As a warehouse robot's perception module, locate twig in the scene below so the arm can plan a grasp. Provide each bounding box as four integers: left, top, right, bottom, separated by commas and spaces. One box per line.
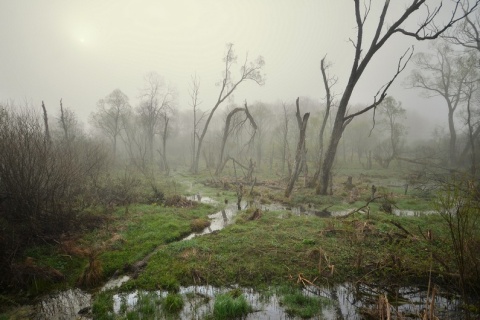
338, 195, 383, 219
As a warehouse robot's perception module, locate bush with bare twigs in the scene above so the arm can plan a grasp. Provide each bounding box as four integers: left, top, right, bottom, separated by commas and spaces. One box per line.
0, 106, 108, 288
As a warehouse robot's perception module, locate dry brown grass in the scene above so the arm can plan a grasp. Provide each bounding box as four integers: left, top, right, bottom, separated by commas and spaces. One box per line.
76, 252, 103, 288
60, 239, 91, 257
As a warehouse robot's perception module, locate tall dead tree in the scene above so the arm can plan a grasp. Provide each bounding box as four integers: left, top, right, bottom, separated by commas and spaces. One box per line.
41, 101, 51, 145
216, 101, 257, 175
318, 0, 478, 195
280, 102, 290, 175
192, 43, 265, 173
189, 74, 204, 171
310, 56, 336, 187
58, 99, 78, 144
285, 98, 310, 198
59, 99, 69, 142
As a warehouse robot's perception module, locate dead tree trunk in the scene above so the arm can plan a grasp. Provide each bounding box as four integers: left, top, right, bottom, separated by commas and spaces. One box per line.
316, 0, 474, 194
161, 116, 170, 175
281, 102, 289, 174
41, 101, 51, 145
310, 57, 334, 187
215, 102, 257, 175
59, 99, 69, 142
285, 98, 310, 198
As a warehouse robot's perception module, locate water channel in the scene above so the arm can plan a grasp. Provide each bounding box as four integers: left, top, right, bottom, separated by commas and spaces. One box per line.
30, 195, 467, 319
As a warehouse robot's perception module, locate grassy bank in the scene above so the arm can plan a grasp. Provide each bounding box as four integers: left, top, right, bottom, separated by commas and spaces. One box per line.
131, 207, 453, 291
0, 200, 217, 311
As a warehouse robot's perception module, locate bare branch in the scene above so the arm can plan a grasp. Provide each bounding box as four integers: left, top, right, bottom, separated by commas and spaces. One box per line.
344, 46, 414, 122
394, 1, 480, 41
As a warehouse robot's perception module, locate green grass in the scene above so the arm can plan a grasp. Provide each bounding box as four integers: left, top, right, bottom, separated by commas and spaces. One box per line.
92, 291, 115, 320
211, 292, 251, 320
162, 293, 184, 313
136, 292, 160, 316
6, 199, 217, 301
278, 286, 327, 318
3, 167, 468, 317
98, 203, 215, 277
133, 206, 456, 290
20, 245, 87, 295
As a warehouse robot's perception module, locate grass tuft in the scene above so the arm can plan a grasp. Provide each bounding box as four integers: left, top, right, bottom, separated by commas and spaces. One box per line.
212, 292, 251, 319
162, 293, 184, 313
279, 287, 325, 319
92, 291, 114, 320
191, 218, 211, 233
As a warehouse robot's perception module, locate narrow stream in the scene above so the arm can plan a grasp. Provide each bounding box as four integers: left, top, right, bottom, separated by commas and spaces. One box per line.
30, 194, 466, 319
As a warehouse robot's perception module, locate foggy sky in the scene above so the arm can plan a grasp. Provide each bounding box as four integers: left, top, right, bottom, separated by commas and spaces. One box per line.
0, 1, 465, 138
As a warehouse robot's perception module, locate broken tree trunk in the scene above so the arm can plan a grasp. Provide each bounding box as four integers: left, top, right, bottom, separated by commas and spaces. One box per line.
41, 101, 51, 145
285, 98, 310, 198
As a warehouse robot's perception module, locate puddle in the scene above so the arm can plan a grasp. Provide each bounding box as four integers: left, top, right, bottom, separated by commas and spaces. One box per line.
393, 209, 437, 217
110, 284, 467, 320
101, 275, 131, 292
186, 195, 219, 205
33, 288, 91, 320
29, 191, 447, 319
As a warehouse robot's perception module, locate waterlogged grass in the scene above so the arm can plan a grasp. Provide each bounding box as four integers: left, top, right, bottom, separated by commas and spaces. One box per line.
8, 200, 217, 301
98, 203, 216, 277
20, 245, 87, 294
134, 208, 454, 291
278, 286, 328, 319
210, 292, 251, 320
92, 291, 115, 320
162, 293, 184, 313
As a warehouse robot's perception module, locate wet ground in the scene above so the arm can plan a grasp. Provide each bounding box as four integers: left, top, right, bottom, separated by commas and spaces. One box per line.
29, 194, 467, 319
34, 282, 465, 319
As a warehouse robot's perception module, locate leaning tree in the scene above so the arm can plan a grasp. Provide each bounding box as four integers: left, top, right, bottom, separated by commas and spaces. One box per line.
317, 0, 479, 195
192, 43, 265, 174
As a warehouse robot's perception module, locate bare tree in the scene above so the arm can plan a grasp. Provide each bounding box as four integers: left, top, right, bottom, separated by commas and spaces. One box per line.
215, 101, 257, 175
58, 99, 79, 144
90, 89, 131, 160
445, 1, 480, 51
280, 102, 290, 175
373, 97, 406, 168
189, 74, 205, 171
285, 98, 310, 198
250, 102, 273, 168
41, 101, 51, 145
137, 72, 176, 165
310, 57, 336, 187
318, 0, 478, 195
192, 43, 265, 173
121, 110, 149, 172
409, 42, 477, 165
157, 99, 176, 175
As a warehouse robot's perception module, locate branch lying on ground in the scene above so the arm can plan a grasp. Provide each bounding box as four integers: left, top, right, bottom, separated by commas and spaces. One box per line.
338, 196, 384, 219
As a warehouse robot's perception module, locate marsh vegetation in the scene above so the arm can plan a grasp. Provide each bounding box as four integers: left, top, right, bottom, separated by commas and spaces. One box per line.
2, 1, 480, 319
